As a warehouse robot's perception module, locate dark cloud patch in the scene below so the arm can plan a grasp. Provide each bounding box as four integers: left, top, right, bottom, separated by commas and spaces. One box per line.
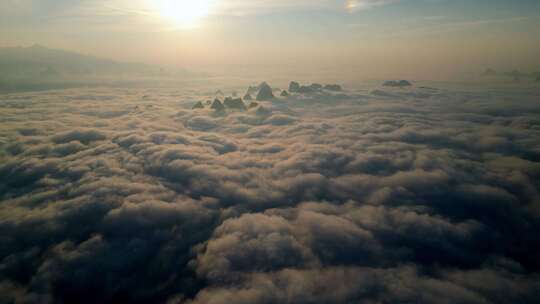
51, 129, 107, 145
0, 158, 60, 190
188, 266, 514, 304
17, 128, 42, 136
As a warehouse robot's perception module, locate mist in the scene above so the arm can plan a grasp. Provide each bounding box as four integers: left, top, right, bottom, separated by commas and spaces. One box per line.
2, 0, 540, 80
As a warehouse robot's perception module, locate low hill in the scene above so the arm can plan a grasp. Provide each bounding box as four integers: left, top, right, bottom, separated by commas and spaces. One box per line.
0, 45, 199, 92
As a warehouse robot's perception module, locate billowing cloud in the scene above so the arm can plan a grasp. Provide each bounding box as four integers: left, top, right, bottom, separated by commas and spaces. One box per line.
1, 82, 540, 303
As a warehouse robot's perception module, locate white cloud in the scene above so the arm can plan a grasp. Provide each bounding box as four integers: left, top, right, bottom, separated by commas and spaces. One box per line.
1, 79, 540, 302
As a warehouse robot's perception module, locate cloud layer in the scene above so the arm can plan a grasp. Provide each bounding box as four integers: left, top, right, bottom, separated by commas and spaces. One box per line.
1, 82, 540, 303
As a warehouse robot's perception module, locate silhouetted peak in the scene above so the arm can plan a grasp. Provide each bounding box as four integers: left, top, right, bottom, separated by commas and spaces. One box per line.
256, 82, 274, 100
482, 68, 497, 76
383, 80, 412, 87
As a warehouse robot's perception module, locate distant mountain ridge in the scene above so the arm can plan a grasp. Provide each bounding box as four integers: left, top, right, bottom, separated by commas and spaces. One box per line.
0, 45, 199, 93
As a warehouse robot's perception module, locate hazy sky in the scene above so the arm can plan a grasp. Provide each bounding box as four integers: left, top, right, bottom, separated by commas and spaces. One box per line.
1, 0, 540, 78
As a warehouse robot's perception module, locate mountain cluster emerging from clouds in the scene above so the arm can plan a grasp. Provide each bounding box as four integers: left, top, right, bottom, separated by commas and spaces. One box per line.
1, 81, 540, 303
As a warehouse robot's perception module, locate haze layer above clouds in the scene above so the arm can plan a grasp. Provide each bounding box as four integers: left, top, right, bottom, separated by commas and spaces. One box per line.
1, 0, 540, 79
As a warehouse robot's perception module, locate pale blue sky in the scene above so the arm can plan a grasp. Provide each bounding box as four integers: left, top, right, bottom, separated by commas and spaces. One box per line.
1, 0, 539, 78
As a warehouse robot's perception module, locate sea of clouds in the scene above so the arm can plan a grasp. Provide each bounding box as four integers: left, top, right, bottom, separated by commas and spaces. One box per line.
1, 81, 540, 303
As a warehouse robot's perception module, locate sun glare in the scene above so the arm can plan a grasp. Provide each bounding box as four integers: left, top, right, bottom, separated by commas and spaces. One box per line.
156, 0, 213, 28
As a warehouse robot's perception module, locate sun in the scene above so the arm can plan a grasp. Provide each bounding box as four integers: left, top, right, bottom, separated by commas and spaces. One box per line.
156, 0, 213, 28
